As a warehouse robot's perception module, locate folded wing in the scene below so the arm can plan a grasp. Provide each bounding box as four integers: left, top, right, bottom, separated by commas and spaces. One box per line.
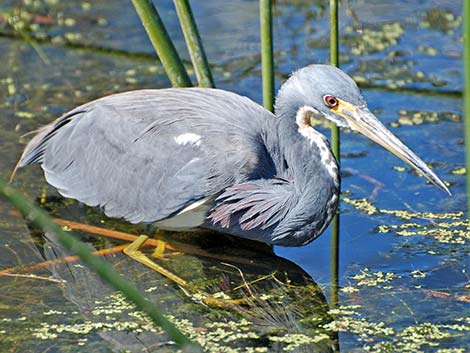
17, 88, 276, 224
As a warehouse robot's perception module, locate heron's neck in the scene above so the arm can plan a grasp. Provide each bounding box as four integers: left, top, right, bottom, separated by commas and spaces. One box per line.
264, 105, 340, 245
274, 107, 340, 190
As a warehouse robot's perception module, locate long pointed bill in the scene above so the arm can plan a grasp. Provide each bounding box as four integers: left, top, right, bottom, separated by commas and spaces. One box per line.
333, 99, 451, 195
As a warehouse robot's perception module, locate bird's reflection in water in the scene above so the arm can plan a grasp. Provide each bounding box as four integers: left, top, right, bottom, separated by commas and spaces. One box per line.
29, 198, 338, 353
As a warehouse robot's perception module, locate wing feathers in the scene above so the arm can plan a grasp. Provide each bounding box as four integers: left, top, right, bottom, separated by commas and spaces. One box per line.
209, 179, 294, 231
16, 88, 275, 225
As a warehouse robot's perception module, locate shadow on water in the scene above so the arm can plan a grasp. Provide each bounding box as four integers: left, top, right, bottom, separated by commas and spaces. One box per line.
0, 197, 339, 352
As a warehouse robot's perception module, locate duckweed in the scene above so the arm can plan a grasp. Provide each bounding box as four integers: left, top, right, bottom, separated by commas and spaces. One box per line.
343, 197, 379, 215
451, 168, 466, 175
344, 22, 404, 56
350, 269, 401, 287
344, 196, 468, 245
323, 309, 470, 353
421, 9, 462, 34
391, 110, 461, 128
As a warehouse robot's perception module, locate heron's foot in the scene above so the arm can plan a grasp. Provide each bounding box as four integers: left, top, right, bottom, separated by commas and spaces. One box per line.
150, 239, 182, 260
40, 187, 47, 205
123, 236, 251, 311
123, 235, 188, 287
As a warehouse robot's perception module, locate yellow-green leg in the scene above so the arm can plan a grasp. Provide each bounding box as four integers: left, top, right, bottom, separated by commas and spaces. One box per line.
123, 235, 249, 310
151, 239, 181, 259
123, 235, 188, 287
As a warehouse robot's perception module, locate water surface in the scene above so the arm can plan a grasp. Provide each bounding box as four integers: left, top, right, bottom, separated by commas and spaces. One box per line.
0, 0, 467, 352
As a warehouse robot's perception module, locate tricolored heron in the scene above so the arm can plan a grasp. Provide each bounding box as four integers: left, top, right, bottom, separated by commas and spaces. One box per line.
15, 65, 449, 251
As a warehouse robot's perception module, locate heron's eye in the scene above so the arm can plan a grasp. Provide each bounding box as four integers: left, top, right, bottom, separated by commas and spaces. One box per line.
323, 95, 339, 108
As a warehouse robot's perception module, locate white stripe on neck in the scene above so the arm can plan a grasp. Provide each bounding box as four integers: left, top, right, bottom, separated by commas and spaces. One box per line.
295, 106, 339, 187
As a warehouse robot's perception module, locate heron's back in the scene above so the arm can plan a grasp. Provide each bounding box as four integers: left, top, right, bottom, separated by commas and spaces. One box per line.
17, 88, 278, 224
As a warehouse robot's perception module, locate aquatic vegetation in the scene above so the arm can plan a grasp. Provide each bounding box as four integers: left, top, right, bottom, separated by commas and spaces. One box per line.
352, 57, 448, 90
343, 197, 379, 215
0, 276, 334, 352
0, 0, 466, 351
344, 197, 468, 245
322, 305, 470, 352
420, 9, 462, 34
391, 110, 461, 128
337, 193, 468, 351
350, 269, 401, 288
344, 22, 404, 56
451, 168, 466, 175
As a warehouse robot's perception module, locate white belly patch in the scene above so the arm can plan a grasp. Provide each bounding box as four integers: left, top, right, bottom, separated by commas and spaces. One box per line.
155, 197, 211, 231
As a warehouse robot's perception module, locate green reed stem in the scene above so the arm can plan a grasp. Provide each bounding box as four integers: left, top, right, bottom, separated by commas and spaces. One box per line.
0, 179, 201, 352
260, 0, 274, 112
329, 0, 339, 157
329, 1, 340, 345
173, 0, 215, 88
464, 0, 470, 219
329, 0, 340, 324
131, 0, 192, 87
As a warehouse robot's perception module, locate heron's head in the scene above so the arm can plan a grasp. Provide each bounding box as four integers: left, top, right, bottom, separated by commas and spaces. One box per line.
275, 64, 450, 194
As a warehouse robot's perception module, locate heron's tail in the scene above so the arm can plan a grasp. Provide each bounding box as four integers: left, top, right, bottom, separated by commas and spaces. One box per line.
9, 110, 84, 182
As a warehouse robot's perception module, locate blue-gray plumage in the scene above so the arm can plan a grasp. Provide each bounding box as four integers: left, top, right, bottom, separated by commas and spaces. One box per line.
15, 65, 449, 246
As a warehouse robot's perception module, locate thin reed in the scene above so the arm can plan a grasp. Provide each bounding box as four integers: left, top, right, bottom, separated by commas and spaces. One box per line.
173, 0, 215, 88
260, 0, 275, 112
329, 0, 340, 312
131, 0, 192, 87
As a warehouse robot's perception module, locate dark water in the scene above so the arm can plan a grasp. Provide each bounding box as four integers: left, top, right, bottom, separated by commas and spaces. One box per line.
0, 0, 468, 352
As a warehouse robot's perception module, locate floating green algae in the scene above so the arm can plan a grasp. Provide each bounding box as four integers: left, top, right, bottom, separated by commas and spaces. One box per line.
343, 197, 467, 245
322, 306, 470, 352
420, 9, 462, 34
350, 269, 401, 288
344, 22, 404, 56
391, 110, 462, 128
0, 218, 336, 352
